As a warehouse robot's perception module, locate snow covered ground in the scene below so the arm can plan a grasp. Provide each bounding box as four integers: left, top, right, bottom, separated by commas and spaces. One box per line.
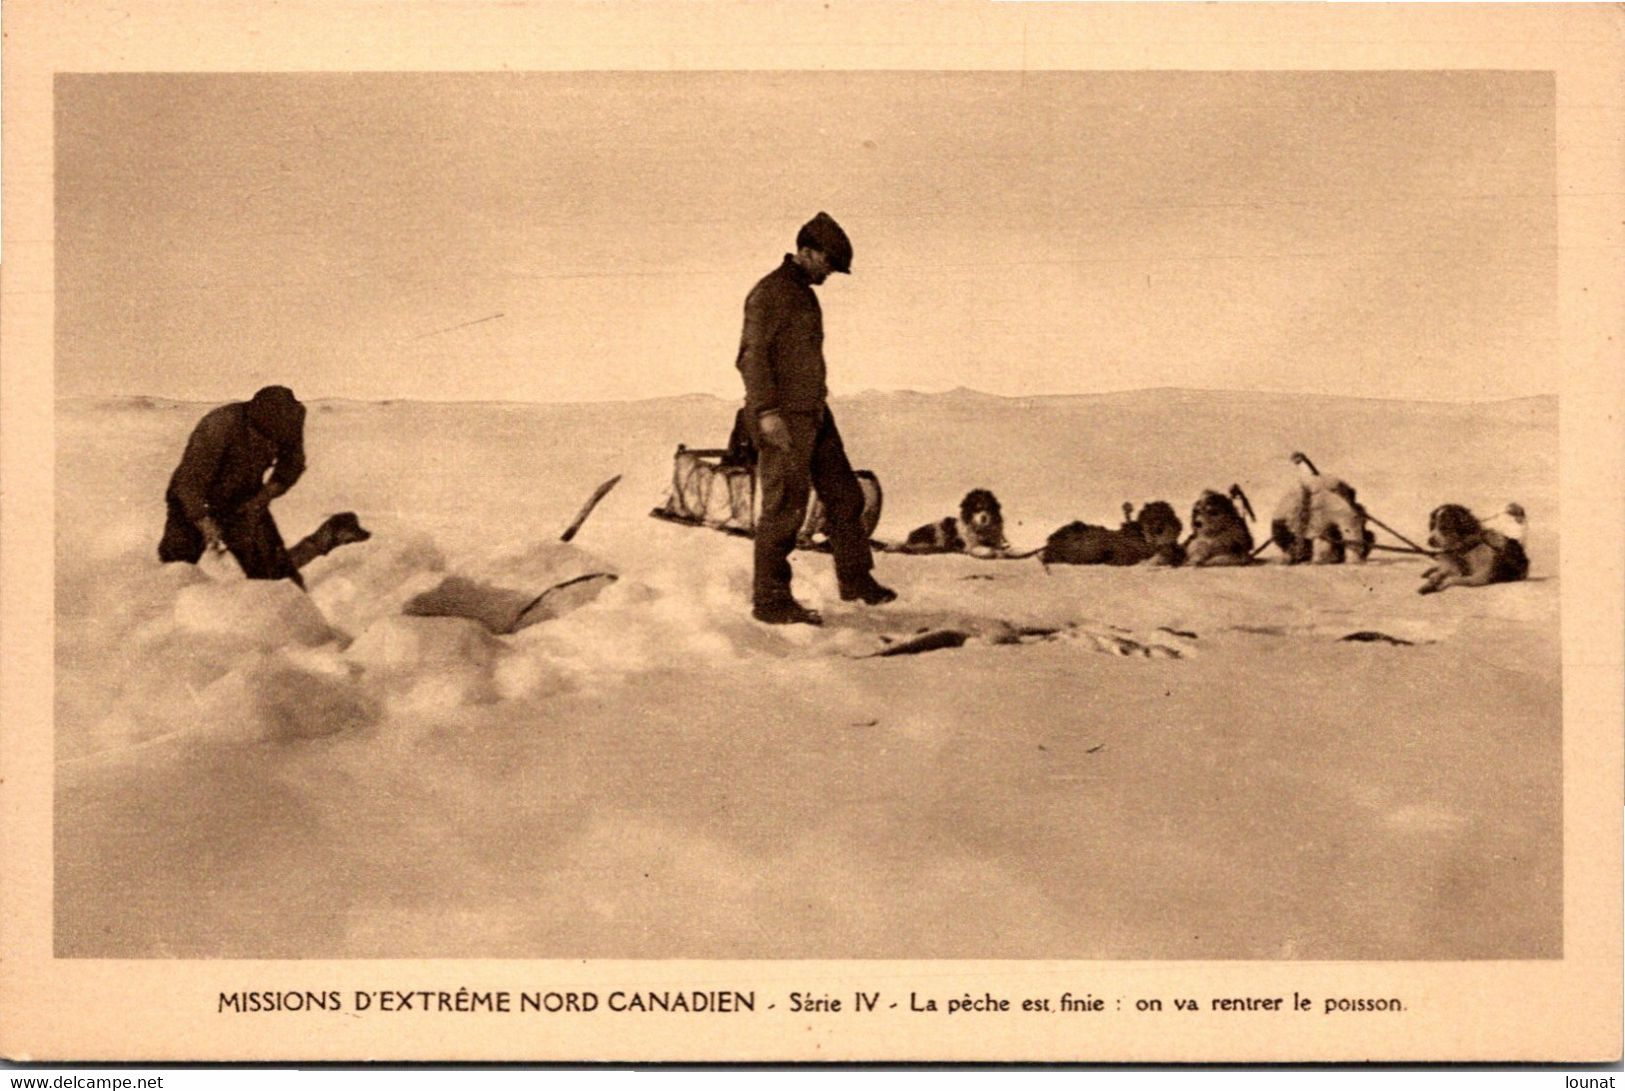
53, 389, 1559, 958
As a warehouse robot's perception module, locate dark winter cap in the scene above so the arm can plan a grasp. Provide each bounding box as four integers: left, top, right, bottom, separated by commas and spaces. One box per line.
796, 211, 853, 274
246, 384, 305, 445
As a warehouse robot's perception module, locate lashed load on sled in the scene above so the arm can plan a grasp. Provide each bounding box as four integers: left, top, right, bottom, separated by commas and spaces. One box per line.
651, 444, 882, 547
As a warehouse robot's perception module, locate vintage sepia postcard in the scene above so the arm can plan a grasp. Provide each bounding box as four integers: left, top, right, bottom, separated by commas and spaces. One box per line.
1, 0, 1620, 1064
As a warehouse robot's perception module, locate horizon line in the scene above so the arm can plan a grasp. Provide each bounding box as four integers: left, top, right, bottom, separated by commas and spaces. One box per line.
56, 384, 1559, 410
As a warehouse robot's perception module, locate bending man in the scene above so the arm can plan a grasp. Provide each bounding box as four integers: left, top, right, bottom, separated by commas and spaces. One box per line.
158, 384, 309, 587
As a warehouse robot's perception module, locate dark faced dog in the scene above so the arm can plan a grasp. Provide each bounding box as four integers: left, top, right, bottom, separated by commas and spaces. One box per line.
1186, 485, 1255, 567
1041, 500, 1185, 567
903, 516, 965, 553
286, 511, 373, 570
1418, 503, 1529, 594
903, 488, 1010, 556
957, 488, 1009, 555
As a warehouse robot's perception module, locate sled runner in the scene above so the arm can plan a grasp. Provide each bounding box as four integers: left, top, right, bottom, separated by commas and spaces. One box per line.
871, 539, 1042, 560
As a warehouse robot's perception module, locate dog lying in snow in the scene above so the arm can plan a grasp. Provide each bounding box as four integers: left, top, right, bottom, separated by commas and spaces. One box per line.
902, 489, 1011, 557
1481, 502, 1528, 545
1041, 501, 1185, 567
1185, 486, 1256, 567
1418, 503, 1529, 594
286, 512, 372, 570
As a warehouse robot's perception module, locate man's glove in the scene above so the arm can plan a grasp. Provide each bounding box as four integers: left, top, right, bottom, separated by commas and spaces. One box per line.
197, 516, 228, 554
757, 411, 791, 452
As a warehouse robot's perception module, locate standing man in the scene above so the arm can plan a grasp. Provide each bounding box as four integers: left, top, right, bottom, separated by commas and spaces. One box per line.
735, 212, 896, 625
158, 384, 309, 588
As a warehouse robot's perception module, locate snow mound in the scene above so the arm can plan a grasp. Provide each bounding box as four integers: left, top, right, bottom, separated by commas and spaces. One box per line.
81, 578, 352, 751
173, 579, 333, 648
464, 540, 613, 591
197, 646, 377, 743
306, 533, 449, 638
511, 553, 785, 676
345, 615, 506, 711
331, 537, 622, 635
66, 560, 206, 654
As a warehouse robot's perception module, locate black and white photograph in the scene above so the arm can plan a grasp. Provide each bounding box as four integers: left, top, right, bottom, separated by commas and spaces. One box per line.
53, 68, 1561, 959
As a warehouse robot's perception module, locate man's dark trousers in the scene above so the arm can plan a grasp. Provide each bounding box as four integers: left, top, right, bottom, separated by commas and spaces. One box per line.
748, 407, 873, 606
158, 497, 305, 587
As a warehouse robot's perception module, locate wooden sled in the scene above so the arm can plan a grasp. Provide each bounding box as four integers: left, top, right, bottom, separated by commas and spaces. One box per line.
650, 445, 883, 549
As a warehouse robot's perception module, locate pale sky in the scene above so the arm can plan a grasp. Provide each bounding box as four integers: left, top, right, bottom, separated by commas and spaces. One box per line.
57, 71, 1555, 403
